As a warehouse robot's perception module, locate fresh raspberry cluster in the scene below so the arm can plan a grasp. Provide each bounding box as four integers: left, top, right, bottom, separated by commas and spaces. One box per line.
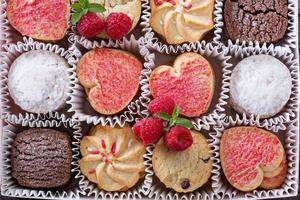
77, 12, 132, 39
132, 96, 193, 151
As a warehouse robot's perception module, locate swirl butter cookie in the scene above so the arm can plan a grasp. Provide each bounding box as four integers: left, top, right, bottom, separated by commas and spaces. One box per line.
150, 0, 214, 44
79, 124, 146, 191
152, 131, 212, 193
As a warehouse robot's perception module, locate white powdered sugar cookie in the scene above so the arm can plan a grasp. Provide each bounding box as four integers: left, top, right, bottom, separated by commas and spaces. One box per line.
230, 55, 292, 118
8, 50, 69, 114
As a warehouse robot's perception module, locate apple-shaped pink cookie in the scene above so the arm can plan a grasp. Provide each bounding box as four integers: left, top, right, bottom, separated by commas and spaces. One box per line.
7, 0, 70, 41
77, 48, 142, 115
220, 127, 287, 191
149, 52, 214, 117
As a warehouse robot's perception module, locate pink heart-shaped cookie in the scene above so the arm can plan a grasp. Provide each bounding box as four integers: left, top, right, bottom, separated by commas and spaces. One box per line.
149, 52, 214, 117
220, 127, 287, 191
7, 0, 70, 41
77, 48, 142, 115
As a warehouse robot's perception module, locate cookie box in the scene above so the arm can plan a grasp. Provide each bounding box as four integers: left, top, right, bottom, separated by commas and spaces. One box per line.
0, 0, 299, 200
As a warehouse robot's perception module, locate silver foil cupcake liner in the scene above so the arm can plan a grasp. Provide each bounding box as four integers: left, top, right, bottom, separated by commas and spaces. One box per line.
213, 0, 297, 52
140, 0, 222, 53
0, 37, 77, 123
210, 114, 299, 199
1, 117, 85, 199
67, 32, 155, 127
219, 44, 299, 130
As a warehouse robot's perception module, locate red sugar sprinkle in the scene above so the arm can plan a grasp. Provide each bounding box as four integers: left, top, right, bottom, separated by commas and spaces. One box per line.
88, 169, 96, 174
101, 139, 106, 149
111, 142, 116, 155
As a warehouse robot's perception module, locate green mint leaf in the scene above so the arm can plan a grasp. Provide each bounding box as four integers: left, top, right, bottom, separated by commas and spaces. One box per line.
175, 117, 193, 129
71, 10, 85, 25
79, 0, 88, 7
87, 3, 106, 13
172, 105, 180, 121
156, 112, 171, 121
71, 2, 83, 10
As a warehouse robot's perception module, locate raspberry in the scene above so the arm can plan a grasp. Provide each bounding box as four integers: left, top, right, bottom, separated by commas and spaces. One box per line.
132, 119, 145, 138
139, 118, 164, 145
106, 12, 132, 40
148, 96, 176, 116
164, 126, 193, 151
77, 12, 105, 38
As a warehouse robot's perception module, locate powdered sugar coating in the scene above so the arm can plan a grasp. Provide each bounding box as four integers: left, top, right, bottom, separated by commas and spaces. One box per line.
230, 55, 292, 118
8, 50, 69, 113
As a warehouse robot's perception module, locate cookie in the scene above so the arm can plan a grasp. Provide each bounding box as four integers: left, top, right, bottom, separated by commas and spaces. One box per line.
11, 128, 72, 189
8, 50, 70, 114
224, 0, 288, 43
79, 124, 146, 191
152, 131, 212, 193
7, 0, 70, 41
77, 48, 142, 115
230, 55, 292, 118
90, 0, 141, 39
149, 52, 214, 117
220, 126, 287, 191
150, 0, 214, 44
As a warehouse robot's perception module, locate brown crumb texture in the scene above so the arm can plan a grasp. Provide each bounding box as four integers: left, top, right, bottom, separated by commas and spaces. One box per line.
224, 0, 288, 43
11, 128, 72, 189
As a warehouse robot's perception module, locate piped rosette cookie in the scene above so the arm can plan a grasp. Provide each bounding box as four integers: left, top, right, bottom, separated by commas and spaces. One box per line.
220, 127, 287, 191
79, 124, 146, 191
150, 0, 214, 44
71, 0, 141, 39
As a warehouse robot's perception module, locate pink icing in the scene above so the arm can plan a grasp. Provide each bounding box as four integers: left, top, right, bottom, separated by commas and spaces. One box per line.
7, 0, 69, 40
79, 48, 142, 113
222, 127, 282, 187
150, 57, 213, 117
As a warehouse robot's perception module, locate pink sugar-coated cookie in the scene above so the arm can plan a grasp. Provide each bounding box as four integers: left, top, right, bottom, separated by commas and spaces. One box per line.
7, 0, 70, 41
220, 127, 287, 192
77, 48, 142, 115
149, 52, 215, 117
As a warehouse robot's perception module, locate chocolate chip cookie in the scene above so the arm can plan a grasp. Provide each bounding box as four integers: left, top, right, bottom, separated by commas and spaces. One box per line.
11, 128, 72, 189
224, 0, 288, 43
152, 131, 212, 193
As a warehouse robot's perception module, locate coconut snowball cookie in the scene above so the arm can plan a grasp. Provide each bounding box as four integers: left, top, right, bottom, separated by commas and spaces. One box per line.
8, 50, 69, 114
150, 0, 214, 44
230, 55, 292, 118
79, 124, 146, 191
152, 131, 212, 193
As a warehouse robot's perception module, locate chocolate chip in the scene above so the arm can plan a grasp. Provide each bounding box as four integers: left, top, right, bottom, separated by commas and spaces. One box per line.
202, 157, 210, 163
181, 180, 190, 189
